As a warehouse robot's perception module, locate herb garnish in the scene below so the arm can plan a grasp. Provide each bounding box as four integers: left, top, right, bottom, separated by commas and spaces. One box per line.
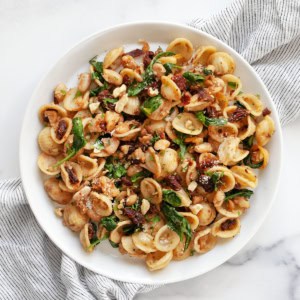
173, 131, 187, 160
131, 169, 152, 183
162, 189, 181, 207
205, 171, 224, 191
128, 51, 175, 96
52, 118, 86, 167
225, 189, 254, 201
228, 81, 238, 89
161, 202, 192, 250
100, 215, 118, 231
150, 132, 160, 145
242, 135, 254, 150
93, 137, 104, 150
195, 111, 227, 127
105, 157, 127, 179
203, 68, 213, 76
243, 154, 263, 168
163, 63, 182, 75
88, 233, 109, 250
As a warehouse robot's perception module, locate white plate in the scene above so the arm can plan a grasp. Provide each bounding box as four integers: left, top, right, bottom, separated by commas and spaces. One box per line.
19, 21, 283, 285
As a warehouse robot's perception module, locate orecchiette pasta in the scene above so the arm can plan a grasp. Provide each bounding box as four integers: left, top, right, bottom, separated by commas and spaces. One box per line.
37, 37, 275, 271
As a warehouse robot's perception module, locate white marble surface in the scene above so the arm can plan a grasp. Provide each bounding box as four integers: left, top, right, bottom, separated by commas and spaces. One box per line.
1, 0, 300, 299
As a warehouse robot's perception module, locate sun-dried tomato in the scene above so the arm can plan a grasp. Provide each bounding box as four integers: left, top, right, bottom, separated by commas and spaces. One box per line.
228, 107, 249, 122
123, 208, 145, 226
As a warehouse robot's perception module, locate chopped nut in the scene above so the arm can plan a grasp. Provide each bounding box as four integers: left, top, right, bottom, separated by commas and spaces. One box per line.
89, 102, 100, 114
126, 194, 138, 206
147, 87, 159, 97
120, 145, 130, 154
54, 207, 64, 217
113, 84, 127, 98
152, 63, 166, 78
141, 199, 150, 215
188, 180, 198, 192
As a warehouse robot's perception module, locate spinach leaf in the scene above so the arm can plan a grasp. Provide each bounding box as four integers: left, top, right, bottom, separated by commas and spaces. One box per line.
196, 111, 227, 127
235, 101, 246, 109
203, 68, 213, 76
141, 95, 163, 116
243, 154, 263, 168
109, 240, 119, 248
150, 132, 160, 145
150, 215, 161, 224
89, 56, 104, 81
161, 202, 192, 250
128, 51, 175, 96
100, 215, 118, 231
105, 158, 127, 179
228, 81, 238, 89
183, 72, 205, 83
162, 190, 181, 207
173, 131, 187, 160
131, 169, 152, 183
242, 135, 254, 150
103, 98, 118, 105
205, 171, 224, 191
89, 81, 109, 97
225, 189, 254, 201
88, 232, 109, 250
53, 118, 86, 167
163, 63, 182, 75
122, 224, 141, 235
75, 90, 82, 98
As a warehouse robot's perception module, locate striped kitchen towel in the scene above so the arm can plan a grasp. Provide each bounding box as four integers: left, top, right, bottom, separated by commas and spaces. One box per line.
1, 0, 300, 299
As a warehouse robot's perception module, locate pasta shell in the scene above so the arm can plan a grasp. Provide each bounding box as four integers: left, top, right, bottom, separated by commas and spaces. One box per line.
197, 202, 216, 226
216, 195, 249, 218
166, 38, 194, 62
257, 145, 269, 169
160, 76, 181, 101
211, 217, 241, 238
184, 94, 212, 111
157, 56, 177, 65
44, 177, 73, 204
238, 116, 256, 140
77, 155, 98, 177
158, 148, 179, 177
63, 202, 88, 232
193, 228, 217, 254
90, 191, 113, 217
172, 236, 193, 261
63, 88, 89, 111
144, 119, 167, 133
217, 137, 249, 166
38, 103, 67, 125
172, 113, 203, 135
54, 83, 67, 103
61, 162, 83, 191
113, 121, 141, 141
193, 46, 217, 66
207, 52, 235, 75
140, 177, 163, 204
37, 152, 62, 175
103, 69, 123, 86
206, 166, 236, 192
38, 127, 63, 156
221, 74, 242, 100
186, 160, 198, 185
255, 115, 275, 146
103, 46, 124, 69
91, 137, 120, 158
50, 117, 73, 144
85, 158, 105, 181
122, 96, 141, 115
120, 68, 143, 82
154, 225, 180, 252
146, 251, 173, 271
236, 94, 263, 117
144, 147, 162, 178
208, 123, 238, 143
179, 212, 199, 231
79, 223, 93, 252
231, 165, 258, 188
132, 231, 156, 253
121, 236, 146, 258
72, 186, 91, 202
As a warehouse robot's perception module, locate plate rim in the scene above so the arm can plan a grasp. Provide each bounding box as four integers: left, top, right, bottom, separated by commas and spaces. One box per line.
19, 20, 283, 284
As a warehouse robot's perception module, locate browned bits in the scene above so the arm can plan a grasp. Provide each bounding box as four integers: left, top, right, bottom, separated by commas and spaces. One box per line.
74, 198, 87, 215
43, 110, 57, 124
262, 107, 271, 116
65, 167, 79, 184
122, 75, 131, 85
143, 51, 154, 68
123, 207, 145, 226
97, 90, 111, 101
198, 175, 214, 193
205, 106, 221, 118
172, 74, 187, 91
56, 119, 67, 140
121, 177, 132, 186
165, 175, 182, 191
221, 219, 236, 231
228, 107, 249, 122
198, 89, 214, 102
198, 158, 219, 170
124, 48, 144, 58
88, 223, 95, 240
